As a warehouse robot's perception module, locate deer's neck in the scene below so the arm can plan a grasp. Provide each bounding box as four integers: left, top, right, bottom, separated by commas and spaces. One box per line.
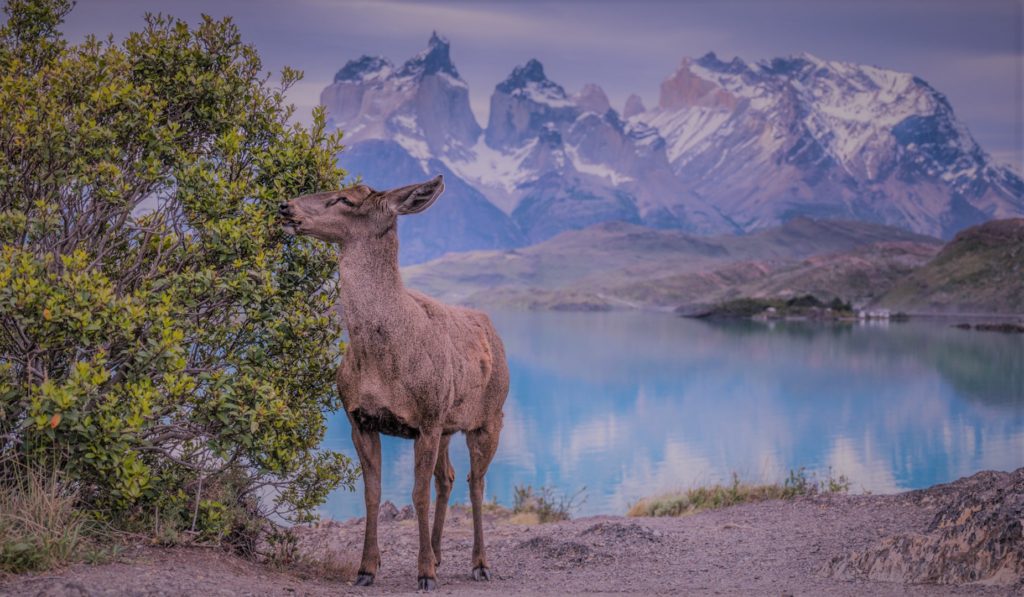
336, 235, 406, 348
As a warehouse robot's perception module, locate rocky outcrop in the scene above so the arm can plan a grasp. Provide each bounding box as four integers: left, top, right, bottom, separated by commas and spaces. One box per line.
658, 56, 738, 111
825, 468, 1024, 588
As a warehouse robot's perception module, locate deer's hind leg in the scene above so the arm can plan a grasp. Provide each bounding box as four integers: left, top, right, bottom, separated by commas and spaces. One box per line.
466, 425, 501, 581
431, 433, 455, 568
349, 417, 382, 587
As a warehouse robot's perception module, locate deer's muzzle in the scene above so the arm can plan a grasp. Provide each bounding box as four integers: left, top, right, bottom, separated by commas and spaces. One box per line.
279, 202, 300, 234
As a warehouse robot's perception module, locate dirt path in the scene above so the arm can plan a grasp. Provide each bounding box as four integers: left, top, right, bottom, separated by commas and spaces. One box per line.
2, 481, 1015, 596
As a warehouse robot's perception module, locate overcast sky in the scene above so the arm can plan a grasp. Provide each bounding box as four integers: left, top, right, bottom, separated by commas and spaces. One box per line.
61, 0, 1023, 171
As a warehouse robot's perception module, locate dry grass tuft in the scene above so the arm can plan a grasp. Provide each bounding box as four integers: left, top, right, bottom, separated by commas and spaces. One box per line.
0, 466, 88, 573
264, 528, 358, 582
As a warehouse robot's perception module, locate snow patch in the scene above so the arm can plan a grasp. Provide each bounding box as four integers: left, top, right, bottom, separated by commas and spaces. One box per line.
443, 137, 540, 194
513, 81, 575, 108
394, 134, 431, 160
436, 72, 469, 90
565, 145, 633, 185
644, 106, 732, 163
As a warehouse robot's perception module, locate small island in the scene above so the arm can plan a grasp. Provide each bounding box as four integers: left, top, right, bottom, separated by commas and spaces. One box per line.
678, 294, 910, 322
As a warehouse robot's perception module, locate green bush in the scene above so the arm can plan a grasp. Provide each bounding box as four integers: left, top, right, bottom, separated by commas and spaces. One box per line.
0, 0, 357, 542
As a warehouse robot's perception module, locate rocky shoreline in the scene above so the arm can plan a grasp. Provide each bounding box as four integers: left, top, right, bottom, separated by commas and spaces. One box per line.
3, 468, 1021, 595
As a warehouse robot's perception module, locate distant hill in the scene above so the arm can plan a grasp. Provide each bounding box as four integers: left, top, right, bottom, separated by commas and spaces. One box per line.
616, 241, 942, 312
878, 218, 1024, 315
403, 218, 942, 311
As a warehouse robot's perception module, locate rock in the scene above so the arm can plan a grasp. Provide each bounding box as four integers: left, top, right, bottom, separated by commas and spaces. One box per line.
378, 500, 399, 521
825, 468, 1024, 587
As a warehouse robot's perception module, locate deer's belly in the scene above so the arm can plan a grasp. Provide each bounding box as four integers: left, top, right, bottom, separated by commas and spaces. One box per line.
349, 406, 418, 439
337, 364, 448, 439
339, 383, 420, 439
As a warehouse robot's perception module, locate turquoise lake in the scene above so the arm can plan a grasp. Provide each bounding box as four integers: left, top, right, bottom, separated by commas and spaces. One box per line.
320, 311, 1024, 519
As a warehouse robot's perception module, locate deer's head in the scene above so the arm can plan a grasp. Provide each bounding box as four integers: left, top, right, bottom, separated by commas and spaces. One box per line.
279, 175, 445, 244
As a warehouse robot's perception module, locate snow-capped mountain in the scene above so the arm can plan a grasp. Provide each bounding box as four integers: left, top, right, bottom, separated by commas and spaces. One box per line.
321, 36, 1023, 263
636, 52, 1024, 238
320, 33, 520, 264
321, 32, 480, 157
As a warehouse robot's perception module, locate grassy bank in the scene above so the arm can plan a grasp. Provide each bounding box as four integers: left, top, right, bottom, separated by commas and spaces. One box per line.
627, 469, 850, 518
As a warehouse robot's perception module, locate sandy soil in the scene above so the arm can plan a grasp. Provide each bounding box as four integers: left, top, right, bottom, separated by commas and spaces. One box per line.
2, 487, 1014, 596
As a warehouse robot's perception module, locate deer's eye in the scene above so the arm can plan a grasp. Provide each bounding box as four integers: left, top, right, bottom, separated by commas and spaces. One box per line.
326, 195, 355, 208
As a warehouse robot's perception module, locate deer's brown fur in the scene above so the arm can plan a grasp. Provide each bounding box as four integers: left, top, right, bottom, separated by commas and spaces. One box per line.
280, 176, 508, 591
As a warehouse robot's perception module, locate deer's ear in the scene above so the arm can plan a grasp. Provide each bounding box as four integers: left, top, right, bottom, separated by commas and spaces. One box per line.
385, 175, 445, 215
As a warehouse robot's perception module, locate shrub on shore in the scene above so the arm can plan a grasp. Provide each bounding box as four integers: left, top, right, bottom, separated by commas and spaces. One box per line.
627, 468, 851, 518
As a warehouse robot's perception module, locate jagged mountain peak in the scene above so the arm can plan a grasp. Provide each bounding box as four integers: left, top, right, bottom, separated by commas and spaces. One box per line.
659, 56, 739, 111
397, 32, 460, 79
334, 55, 393, 83
496, 59, 563, 94
694, 51, 750, 74
486, 58, 577, 148
320, 32, 479, 156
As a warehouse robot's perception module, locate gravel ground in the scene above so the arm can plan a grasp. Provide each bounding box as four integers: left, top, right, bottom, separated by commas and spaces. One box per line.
2, 487, 1015, 596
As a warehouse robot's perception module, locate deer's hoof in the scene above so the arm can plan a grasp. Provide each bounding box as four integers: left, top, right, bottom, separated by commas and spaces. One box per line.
354, 572, 375, 587
472, 565, 491, 581
417, 576, 437, 591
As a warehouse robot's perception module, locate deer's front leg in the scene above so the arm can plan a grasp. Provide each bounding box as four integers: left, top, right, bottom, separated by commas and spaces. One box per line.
413, 427, 443, 591
350, 419, 382, 587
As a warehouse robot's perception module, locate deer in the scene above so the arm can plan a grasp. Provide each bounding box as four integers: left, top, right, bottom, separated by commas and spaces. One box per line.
279, 175, 508, 592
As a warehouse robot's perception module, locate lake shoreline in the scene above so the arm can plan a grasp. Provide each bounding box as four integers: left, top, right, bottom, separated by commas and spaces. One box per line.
6, 467, 1020, 595
318, 311, 1022, 520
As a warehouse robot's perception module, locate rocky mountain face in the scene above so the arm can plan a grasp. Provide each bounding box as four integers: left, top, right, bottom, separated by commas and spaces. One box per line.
321, 36, 1024, 263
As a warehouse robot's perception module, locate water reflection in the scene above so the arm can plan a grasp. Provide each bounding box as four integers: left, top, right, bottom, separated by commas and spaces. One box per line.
321, 312, 1024, 518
